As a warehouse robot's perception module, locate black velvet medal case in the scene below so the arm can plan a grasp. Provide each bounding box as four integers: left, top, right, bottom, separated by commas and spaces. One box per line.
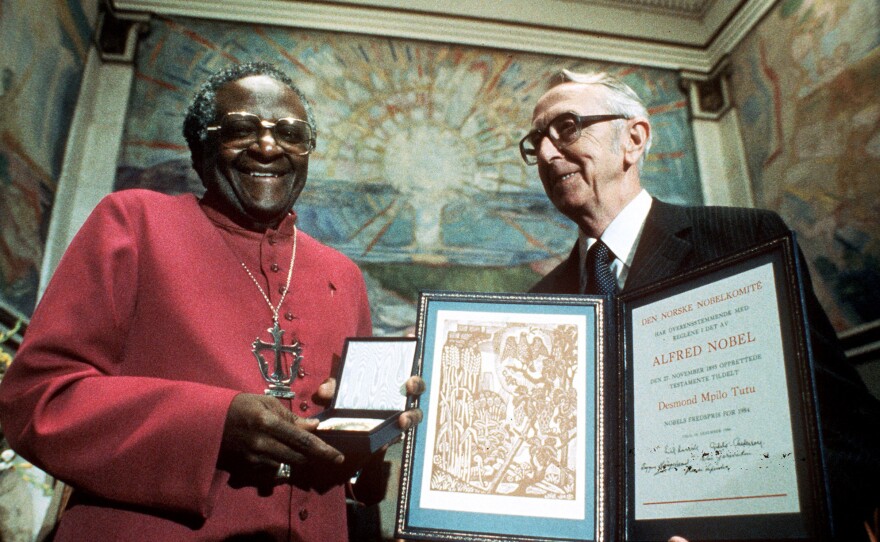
315, 337, 418, 457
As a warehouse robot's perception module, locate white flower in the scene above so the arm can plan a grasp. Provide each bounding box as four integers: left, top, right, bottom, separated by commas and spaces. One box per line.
0, 448, 16, 471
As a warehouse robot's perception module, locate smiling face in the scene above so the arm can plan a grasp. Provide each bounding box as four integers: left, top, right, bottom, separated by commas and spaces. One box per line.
197, 75, 310, 229
531, 83, 645, 237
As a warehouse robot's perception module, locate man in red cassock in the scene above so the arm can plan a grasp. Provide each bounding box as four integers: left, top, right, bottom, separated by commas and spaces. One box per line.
0, 61, 423, 541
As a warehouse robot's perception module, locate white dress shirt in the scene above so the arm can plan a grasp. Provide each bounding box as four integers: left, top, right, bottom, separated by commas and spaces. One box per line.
578, 189, 653, 292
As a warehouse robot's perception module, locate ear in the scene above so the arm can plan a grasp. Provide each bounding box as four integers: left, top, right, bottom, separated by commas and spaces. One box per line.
623, 117, 650, 168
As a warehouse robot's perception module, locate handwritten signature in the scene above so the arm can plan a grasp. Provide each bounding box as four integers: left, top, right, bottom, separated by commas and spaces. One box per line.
640, 437, 790, 476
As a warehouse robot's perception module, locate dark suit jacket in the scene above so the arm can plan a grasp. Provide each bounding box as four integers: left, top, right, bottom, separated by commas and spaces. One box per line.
532, 199, 880, 539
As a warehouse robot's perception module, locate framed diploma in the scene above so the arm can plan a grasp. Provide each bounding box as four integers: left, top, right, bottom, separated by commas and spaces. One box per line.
619, 233, 828, 540
397, 291, 614, 542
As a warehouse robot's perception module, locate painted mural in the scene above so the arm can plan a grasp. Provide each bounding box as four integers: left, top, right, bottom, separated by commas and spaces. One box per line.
118, 17, 702, 336
0, 1, 97, 540
0, 0, 95, 317
730, 0, 880, 331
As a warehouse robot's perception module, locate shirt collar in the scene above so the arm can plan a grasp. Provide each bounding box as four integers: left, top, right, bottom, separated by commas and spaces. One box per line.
199, 199, 298, 238
578, 189, 653, 287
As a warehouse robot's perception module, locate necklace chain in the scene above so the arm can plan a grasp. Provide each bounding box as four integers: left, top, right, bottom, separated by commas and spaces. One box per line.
240, 225, 297, 324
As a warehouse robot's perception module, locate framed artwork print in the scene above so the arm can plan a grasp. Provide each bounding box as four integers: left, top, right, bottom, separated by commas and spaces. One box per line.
396, 291, 614, 542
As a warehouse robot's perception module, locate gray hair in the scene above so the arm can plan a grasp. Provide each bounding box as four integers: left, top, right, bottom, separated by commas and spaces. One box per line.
550, 69, 653, 161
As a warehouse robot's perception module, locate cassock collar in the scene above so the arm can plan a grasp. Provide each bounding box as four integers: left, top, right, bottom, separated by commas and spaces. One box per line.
199, 199, 298, 239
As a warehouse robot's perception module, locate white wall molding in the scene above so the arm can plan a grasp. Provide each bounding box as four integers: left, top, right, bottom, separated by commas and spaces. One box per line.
112, 0, 777, 74
705, 0, 777, 70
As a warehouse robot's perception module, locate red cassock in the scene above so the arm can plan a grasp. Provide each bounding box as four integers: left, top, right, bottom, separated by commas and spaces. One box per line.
0, 189, 373, 541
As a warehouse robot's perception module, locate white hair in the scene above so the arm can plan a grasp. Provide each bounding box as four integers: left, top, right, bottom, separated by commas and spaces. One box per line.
551, 69, 653, 162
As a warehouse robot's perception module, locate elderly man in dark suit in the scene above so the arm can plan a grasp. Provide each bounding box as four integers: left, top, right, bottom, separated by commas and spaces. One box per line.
522, 69, 879, 541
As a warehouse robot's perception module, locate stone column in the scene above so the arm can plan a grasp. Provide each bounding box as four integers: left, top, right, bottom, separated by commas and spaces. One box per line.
39, 7, 149, 297
681, 58, 754, 208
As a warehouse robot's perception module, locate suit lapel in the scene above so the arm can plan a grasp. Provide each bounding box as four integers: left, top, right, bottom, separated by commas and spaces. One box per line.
551, 242, 581, 293
625, 201, 693, 290
529, 240, 582, 294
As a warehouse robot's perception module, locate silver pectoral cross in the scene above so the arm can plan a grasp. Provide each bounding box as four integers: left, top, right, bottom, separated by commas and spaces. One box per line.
252, 321, 303, 399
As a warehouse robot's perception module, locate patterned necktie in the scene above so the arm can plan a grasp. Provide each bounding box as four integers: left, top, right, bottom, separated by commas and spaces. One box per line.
584, 240, 619, 296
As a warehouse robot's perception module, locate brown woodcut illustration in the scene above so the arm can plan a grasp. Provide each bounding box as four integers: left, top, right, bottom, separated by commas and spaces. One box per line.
429, 320, 579, 500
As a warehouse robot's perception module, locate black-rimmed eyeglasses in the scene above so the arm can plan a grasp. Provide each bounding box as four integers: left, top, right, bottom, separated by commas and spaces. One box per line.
519, 112, 628, 165
206, 112, 316, 155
